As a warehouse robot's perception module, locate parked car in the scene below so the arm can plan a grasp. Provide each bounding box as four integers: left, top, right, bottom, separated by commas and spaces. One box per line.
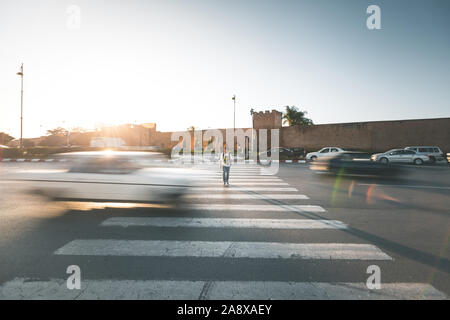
404, 146, 446, 164
306, 147, 344, 162
259, 147, 294, 159
287, 147, 306, 158
371, 149, 429, 165
310, 151, 402, 177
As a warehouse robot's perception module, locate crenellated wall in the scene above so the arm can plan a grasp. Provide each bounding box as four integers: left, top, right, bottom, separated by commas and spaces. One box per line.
280, 118, 450, 153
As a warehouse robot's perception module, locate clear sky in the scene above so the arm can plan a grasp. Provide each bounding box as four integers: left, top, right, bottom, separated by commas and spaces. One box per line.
1, 0, 449, 138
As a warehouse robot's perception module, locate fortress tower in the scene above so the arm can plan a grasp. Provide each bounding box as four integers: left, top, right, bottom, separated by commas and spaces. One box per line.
252, 109, 283, 129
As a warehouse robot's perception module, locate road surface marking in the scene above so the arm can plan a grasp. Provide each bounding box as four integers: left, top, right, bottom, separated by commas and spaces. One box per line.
188, 204, 325, 212
101, 217, 345, 229
55, 240, 391, 260
197, 175, 279, 178
190, 187, 298, 192
184, 193, 308, 199
1, 279, 445, 300
358, 183, 450, 190
197, 182, 289, 186
198, 178, 282, 182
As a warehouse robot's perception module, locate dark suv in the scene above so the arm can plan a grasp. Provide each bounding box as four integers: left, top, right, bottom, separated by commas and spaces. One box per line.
287, 147, 306, 158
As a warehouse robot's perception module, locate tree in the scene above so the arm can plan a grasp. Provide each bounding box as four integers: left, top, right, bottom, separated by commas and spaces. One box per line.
39, 127, 68, 146
46, 127, 68, 136
282, 106, 313, 126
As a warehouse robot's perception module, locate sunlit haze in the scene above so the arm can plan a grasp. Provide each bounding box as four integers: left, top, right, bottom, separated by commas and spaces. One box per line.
1, 0, 449, 138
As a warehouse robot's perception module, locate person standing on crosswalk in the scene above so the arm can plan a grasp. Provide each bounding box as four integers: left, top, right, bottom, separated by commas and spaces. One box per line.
220, 144, 232, 186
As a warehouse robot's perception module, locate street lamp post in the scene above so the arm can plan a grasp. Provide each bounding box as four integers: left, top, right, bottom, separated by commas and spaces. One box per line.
232, 95, 236, 131
16, 64, 24, 149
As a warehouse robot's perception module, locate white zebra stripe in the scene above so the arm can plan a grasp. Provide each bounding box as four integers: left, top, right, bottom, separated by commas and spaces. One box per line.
198, 178, 282, 182
1, 278, 446, 300
54, 240, 391, 260
188, 204, 325, 212
197, 175, 278, 178
101, 217, 344, 229
184, 193, 308, 200
190, 187, 298, 192
197, 182, 289, 186
0, 279, 446, 300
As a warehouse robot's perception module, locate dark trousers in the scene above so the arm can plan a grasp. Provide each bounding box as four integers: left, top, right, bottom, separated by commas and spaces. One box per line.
223, 166, 230, 183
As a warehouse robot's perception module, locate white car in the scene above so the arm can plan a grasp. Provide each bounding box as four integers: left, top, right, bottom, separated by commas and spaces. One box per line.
306, 147, 344, 162
371, 149, 429, 165
5, 151, 197, 203
405, 146, 447, 164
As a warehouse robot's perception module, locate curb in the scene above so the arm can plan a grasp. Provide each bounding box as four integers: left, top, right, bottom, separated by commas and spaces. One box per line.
0, 158, 68, 162
1, 158, 308, 164
282, 160, 306, 163
262, 160, 306, 164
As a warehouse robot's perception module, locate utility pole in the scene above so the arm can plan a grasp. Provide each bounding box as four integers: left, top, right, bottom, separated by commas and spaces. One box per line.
17, 64, 24, 149
232, 95, 236, 131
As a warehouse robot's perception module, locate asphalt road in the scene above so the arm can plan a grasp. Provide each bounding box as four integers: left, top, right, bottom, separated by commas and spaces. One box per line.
0, 162, 449, 299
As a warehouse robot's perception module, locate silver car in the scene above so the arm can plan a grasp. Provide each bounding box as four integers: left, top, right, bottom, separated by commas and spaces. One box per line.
405, 146, 446, 164
306, 147, 344, 162
371, 149, 429, 165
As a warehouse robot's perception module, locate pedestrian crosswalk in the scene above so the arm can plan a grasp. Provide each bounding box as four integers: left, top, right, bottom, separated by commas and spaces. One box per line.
0, 163, 447, 300
186, 204, 326, 212
55, 240, 392, 260
185, 194, 308, 199
1, 278, 445, 300
100, 217, 346, 229
191, 187, 299, 192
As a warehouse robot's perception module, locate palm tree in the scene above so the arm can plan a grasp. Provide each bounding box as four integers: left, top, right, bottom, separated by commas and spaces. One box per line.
282, 106, 313, 126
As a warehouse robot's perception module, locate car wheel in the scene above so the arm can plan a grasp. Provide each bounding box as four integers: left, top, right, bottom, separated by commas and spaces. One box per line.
310, 156, 317, 162
414, 158, 424, 165
379, 157, 389, 164
428, 156, 436, 164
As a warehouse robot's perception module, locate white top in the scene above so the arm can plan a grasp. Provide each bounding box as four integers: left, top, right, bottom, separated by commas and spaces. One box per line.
220, 152, 232, 167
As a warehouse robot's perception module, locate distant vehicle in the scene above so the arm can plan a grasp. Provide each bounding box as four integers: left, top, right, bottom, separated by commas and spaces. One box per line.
5, 151, 195, 203
259, 147, 294, 159
287, 147, 306, 158
404, 146, 446, 164
306, 147, 344, 162
371, 149, 429, 165
310, 151, 402, 176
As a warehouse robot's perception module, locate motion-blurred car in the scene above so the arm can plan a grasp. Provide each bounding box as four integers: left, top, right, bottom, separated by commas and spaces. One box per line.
405, 146, 446, 164
310, 151, 402, 176
306, 147, 344, 162
6, 151, 196, 203
371, 149, 429, 165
